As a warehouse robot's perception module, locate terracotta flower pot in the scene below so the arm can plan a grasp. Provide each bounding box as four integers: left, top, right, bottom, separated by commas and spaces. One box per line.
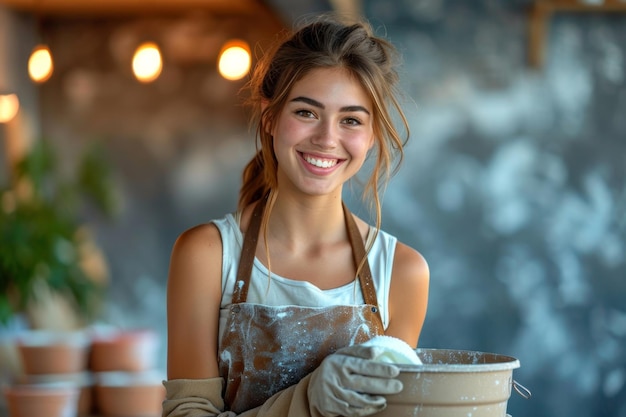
89, 329, 158, 373
18, 372, 94, 416
16, 330, 90, 375
4, 384, 79, 417
94, 371, 165, 417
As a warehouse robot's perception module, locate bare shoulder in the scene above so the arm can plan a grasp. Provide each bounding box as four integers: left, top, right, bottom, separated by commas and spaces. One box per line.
386, 240, 430, 347
167, 222, 224, 292
392, 241, 429, 284
171, 222, 222, 260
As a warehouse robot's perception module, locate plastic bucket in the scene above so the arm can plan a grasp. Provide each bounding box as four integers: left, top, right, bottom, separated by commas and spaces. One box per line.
377, 348, 529, 417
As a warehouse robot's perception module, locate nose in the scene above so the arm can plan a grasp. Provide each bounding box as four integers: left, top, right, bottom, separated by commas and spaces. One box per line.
310, 120, 338, 149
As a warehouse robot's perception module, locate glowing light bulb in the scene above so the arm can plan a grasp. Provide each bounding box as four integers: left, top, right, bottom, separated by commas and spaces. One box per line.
132, 42, 162, 83
218, 40, 251, 81
28, 45, 54, 83
0, 94, 19, 123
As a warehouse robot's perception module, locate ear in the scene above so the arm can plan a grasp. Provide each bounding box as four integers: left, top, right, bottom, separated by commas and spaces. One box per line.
261, 100, 272, 135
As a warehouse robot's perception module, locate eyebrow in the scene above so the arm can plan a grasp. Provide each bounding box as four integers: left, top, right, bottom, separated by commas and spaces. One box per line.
290, 96, 370, 115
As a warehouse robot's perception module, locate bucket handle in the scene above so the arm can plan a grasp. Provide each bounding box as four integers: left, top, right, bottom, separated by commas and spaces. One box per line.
513, 380, 532, 399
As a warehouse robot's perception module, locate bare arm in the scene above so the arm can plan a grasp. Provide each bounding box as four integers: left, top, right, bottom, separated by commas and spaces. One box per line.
167, 223, 223, 380
385, 241, 430, 348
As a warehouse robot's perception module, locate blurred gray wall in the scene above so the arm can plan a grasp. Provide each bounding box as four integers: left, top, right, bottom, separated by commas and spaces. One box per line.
364, 2, 625, 417
8, 1, 625, 416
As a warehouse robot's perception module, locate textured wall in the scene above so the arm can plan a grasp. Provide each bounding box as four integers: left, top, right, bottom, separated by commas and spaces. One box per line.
364, 1, 626, 417
19, 1, 626, 417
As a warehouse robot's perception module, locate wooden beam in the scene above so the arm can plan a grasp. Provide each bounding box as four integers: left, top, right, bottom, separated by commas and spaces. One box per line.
528, 2, 552, 69
528, 0, 626, 69
0, 0, 267, 17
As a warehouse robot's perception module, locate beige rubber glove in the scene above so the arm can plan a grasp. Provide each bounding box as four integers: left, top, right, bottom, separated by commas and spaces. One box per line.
307, 344, 403, 417
162, 377, 236, 417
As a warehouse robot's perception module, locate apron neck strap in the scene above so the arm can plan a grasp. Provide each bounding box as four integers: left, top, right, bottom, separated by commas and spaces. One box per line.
342, 202, 380, 311
232, 199, 382, 320
232, 199, 265, 304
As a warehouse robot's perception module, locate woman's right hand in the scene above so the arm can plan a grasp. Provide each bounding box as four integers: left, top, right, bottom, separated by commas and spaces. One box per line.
307, 344, 403, 417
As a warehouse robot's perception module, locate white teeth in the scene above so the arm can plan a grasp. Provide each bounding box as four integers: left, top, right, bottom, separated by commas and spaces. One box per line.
304, 155, 337, 168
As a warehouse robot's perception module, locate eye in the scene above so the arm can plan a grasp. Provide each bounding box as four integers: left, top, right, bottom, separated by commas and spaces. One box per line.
295, 109, 316, 118
342, 117, 363, 126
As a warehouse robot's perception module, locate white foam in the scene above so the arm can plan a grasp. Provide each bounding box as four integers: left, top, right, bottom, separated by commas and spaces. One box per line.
361, 335, 422, 365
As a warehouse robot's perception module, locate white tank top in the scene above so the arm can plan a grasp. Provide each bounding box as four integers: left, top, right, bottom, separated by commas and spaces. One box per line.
213, 212, 397, 344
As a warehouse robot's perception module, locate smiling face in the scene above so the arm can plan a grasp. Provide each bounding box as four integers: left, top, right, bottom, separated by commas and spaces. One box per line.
270, 67, 374, 199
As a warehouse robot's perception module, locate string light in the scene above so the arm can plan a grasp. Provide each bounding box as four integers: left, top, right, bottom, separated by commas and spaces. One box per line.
218, 40, 251, 81
28, 44, 54, 83
132, 42, 162, 83
24, 34, 253, 86
0, 93, 20, 124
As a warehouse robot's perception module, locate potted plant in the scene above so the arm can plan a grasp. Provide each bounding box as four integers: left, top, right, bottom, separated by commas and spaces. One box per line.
0, 138, 118, 330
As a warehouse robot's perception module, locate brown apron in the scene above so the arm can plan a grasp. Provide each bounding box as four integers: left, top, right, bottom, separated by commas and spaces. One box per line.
218, 199, 384, 413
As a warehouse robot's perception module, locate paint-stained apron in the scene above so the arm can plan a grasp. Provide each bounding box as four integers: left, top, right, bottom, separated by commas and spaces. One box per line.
218, 199, 385, 413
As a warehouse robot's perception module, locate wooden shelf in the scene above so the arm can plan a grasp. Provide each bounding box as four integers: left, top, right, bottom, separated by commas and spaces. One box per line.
528, 0, 626, 68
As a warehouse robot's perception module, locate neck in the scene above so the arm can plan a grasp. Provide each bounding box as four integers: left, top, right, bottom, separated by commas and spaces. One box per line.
267, 195, 347, 248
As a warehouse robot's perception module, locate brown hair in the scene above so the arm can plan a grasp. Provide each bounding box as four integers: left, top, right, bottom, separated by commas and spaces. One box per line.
239, 14, 409, 232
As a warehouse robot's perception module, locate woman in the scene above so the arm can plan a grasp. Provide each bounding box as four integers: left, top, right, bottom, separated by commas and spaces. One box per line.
163, 14, 429, 417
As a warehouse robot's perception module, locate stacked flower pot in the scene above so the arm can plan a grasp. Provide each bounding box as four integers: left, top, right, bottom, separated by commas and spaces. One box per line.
89, 327, 164, 417
7, 330, 92, 417
5, 327, 164, 417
